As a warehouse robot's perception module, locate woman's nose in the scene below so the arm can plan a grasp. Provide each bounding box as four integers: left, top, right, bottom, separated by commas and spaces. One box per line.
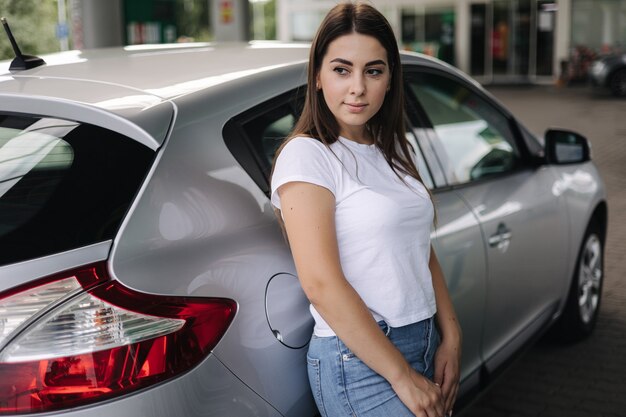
349, 74, 365, 95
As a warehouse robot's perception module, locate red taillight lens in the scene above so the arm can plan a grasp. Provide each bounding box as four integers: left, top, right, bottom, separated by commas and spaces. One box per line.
0, 263, 237, 414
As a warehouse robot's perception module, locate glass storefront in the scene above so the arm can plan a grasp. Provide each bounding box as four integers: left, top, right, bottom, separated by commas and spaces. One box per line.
536, 1, 556, 76
277, 0, 567, 83
124, 0, 211, 44
401, 7, 456, 66
469, 0, 556, 82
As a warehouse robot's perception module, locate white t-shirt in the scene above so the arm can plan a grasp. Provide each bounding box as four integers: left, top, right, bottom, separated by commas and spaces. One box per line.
271, 136, 436, 337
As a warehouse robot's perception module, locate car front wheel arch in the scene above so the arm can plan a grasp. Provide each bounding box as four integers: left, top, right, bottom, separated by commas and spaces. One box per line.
550, 213, 606, 343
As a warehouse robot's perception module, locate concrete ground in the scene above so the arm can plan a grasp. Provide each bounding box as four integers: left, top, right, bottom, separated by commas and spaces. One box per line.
459, 85, 626, 417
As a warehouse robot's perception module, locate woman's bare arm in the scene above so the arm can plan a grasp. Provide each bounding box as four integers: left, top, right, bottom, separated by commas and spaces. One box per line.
279, 181, 444, 417
429, 248, 462, 415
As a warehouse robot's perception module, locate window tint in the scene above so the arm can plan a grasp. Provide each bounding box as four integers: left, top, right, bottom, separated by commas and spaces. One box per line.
224, 90, 304, 195
408, 72, 520, 185
242, 107, 296, 167
405, 129, 434, 189
0, 114, 154, 266
228, 89, 436, 195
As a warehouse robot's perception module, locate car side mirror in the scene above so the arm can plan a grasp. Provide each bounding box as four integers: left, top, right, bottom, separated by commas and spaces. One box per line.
544, 129, 591, 165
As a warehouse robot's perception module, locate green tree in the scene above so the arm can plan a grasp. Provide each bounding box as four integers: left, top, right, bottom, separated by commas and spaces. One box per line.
0, 0, 59, 60
175, 0, 211, 41
250, 0, 276, 40
264, 0, 275, 39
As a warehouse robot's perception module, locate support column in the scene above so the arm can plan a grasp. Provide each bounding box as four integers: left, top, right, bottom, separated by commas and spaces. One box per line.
276, 0, 289, 41
601, 3, 613, 49
456, 0, 471, 74
212, 0, 249, 42
69, 0, 123, 49
555, 0, 571, 80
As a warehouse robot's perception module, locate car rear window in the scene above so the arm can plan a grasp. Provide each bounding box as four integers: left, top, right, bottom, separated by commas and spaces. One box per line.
0, 114, 154, 266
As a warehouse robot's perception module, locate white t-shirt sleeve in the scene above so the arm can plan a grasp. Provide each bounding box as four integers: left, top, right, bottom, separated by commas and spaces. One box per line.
271, 137, 336, 210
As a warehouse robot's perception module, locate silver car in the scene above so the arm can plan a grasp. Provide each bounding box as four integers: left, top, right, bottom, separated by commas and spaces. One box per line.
0, 43, 607, 416
590, 52, 626, 97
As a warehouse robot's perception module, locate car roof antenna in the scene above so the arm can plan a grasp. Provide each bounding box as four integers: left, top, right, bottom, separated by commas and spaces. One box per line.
1, 17, 45, 71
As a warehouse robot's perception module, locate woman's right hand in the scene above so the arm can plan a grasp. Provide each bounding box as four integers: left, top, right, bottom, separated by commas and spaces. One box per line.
391, 368, 445, 417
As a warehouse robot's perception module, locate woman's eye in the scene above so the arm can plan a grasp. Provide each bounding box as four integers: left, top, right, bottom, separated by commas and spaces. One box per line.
333, 67, 349, 75
366, 68, 384, 76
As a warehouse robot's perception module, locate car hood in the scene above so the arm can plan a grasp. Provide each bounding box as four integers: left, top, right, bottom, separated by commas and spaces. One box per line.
597, 53, 626, 65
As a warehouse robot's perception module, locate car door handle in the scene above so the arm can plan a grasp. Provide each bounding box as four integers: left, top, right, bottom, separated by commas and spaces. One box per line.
488, 223, 512, 249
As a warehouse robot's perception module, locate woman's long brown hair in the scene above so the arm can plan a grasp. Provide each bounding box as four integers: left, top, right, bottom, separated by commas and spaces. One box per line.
272, 2, 434, 219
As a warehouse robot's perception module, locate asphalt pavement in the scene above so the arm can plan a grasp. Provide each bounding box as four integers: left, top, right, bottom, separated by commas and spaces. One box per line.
459, 84, 626, 417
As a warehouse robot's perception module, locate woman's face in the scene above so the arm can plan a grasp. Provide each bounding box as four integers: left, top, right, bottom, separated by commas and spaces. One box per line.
316, 32, 391, 143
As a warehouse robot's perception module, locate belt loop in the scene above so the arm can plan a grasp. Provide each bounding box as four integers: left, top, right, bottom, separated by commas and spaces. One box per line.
384, 320, 391, 336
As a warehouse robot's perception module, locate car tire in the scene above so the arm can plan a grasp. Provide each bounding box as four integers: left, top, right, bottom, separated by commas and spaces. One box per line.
551, 220, 604, 343
609, 69, 626, 97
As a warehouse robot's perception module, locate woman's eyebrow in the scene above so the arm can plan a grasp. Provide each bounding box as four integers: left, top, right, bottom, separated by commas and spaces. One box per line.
330, 58, 353, 66
329, 58, 387, 67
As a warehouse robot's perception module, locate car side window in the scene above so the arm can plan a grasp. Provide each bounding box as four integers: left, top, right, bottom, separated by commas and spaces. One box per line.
223, 90, 303, 195
241, 105, 297, 168
407, 72, 521, 185
226, 88, 435, 194
405, 129, 434, 189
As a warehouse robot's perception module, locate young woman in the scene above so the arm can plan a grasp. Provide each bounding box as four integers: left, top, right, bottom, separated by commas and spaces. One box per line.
271, 3, 461, 417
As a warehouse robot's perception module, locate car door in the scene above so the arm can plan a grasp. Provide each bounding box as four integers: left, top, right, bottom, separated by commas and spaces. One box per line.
404, 72, 488, 391
406, 69, 569, 372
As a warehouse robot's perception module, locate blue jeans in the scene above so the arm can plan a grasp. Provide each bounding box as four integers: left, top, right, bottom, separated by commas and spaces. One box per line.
307, 317, 440, 417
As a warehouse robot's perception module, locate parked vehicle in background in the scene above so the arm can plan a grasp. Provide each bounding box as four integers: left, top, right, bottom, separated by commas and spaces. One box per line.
559, 45, 598, 86
590, 52, 626, 96
0, 42, 607, 417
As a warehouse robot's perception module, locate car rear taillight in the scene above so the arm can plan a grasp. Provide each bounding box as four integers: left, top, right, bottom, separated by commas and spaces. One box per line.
0, 263, 237, 414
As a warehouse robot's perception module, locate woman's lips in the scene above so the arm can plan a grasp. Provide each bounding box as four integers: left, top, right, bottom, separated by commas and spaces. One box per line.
344, 102, 368, 113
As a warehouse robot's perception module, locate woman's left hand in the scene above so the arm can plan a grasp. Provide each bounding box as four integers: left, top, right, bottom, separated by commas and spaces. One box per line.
433, 337, 461, 416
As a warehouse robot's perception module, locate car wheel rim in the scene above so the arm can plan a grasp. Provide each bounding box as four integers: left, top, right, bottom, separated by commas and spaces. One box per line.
612, 72, 626, 95
578, 234, 602, 324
